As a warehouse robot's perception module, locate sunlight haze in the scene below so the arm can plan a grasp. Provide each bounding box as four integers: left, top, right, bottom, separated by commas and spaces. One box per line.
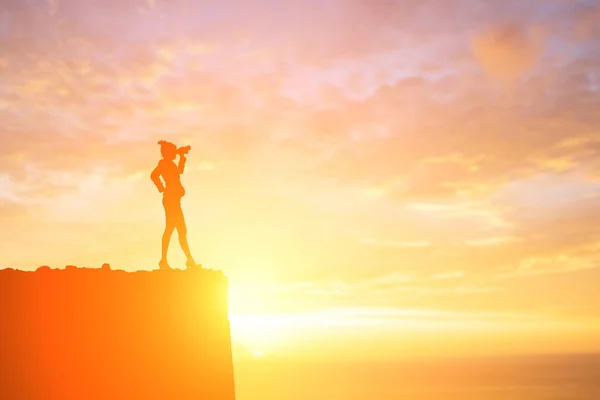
2, 0, 600, 389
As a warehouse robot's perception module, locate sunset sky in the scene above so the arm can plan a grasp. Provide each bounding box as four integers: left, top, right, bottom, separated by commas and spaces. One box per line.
2, 0, 600, 362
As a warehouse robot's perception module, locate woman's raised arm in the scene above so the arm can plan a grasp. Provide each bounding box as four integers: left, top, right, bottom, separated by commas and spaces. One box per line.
177, 155, 187, 174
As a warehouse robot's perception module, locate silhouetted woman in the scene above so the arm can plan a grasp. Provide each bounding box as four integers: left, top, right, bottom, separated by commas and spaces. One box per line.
151, 140, 199, 270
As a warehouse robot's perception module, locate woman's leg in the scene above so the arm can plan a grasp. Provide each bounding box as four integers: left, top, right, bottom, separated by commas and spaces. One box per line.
176, 217, 195, 264
174, 202, 196, 266
161, 198, 176, 266
161, 224, 175, 263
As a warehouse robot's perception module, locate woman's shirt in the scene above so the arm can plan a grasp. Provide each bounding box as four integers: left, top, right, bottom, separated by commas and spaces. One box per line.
151, 159, 186, 197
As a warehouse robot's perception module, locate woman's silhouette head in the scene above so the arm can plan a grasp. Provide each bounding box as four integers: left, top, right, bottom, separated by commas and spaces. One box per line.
158, 140, 177, 161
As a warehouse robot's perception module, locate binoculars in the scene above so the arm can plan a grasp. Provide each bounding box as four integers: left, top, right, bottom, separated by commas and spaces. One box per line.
178, 146, 191, 155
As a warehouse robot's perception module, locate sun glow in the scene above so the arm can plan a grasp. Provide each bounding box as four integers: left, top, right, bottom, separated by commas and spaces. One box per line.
253, 350, 264, 358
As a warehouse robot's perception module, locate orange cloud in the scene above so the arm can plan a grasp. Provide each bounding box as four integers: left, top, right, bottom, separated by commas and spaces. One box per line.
2, 1, 600, 358
472, 22, 546, 81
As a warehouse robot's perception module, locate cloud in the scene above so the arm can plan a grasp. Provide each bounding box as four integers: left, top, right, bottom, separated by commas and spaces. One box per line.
45, 0, 58, 15
465, 237, 519, 246
572, 2, 600, 41
495, 254, 597, 280
2, 0, 600, 324
432, 271, 465, 280
472, 22, 546, 81
0, 198, 28, 219
360, 237, 431, 248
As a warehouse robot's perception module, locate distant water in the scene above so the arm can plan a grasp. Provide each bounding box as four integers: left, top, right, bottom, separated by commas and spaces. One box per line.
234, 354, 600, 400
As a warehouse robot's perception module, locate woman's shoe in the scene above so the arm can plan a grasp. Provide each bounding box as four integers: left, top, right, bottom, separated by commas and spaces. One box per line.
186, 260, 202, 270
158, 260, 171, 270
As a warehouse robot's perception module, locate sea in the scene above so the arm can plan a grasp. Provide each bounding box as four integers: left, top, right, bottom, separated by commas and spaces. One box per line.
233, 354, 600, 400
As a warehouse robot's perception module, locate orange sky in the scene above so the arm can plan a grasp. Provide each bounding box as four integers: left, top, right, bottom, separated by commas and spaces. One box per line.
2, 0, 600, 360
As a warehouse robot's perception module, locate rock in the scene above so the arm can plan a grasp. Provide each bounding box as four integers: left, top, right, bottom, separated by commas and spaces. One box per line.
0, 266, 234, 399
37, 265, 51, 272
101, 263, 111, 271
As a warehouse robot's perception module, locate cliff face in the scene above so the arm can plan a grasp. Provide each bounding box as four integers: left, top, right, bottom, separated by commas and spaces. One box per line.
0, 267, 235, 400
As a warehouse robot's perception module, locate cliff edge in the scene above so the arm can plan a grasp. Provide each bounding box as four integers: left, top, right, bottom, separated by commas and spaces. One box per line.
0, 266, 236, 400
